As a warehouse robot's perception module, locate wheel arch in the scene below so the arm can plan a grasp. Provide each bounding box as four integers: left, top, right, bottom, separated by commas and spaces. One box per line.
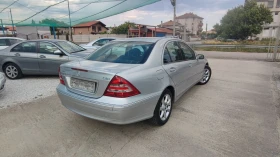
165, 85, 175, 102
2, 61, 20, 71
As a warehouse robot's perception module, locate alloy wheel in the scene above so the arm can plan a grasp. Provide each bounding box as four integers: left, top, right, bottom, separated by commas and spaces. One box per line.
200, 68, 210, 84
159, 94, 172, 121
6, 65, 18, 79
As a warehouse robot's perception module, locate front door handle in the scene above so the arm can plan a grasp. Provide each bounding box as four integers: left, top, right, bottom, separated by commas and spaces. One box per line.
14, 53, 20, 57
188, 64, 193, 67
39, 55, 46, 58
170, 67, 176, 72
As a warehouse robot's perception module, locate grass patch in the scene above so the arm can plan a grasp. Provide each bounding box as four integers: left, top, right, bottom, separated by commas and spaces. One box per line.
203, 39, 276, 46
193, 47, 279, 53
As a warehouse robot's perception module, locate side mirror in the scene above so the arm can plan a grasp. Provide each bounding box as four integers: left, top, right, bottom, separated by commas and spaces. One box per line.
196, 54, 205, 60
54, 49, 63, 55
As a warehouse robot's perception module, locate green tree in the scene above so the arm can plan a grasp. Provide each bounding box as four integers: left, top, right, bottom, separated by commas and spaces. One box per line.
111, 22, 135, 34
216, 0, 273, 40
39, 18, 68, 27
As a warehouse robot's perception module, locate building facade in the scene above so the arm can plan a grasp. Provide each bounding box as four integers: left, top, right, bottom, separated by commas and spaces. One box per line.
73, 21, 108, 35
175, 13, 203, 36
159, 12, 203, 38
254, 0, 280, 38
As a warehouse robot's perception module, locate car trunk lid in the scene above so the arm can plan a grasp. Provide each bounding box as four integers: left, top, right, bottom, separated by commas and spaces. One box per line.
60, 60, 139, 98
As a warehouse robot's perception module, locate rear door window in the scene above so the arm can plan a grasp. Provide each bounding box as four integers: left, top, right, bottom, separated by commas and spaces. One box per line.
163, 47, 172, 64
87, 41, 155, 64
165, 41, 184, 62
178, 42, 196, 60
11, 42, 37, 53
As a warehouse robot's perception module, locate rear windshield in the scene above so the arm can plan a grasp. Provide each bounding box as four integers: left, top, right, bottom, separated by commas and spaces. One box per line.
87, 41, 155, 64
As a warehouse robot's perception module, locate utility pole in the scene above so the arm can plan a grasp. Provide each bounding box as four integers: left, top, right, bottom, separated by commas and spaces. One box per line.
273, 25, 280, 61
67, 0, 73, 41
205, 22, 208, 39
10, 8, 15, 36
272, 13, 280, 61
170, 0, 176, 37
183, 21, 186, 41
0, 19, 5, 36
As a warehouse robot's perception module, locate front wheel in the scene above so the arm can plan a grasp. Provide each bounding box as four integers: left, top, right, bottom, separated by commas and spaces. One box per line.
197, 66, 211, 85
150, 89, 173, 126
4, 63, 23, 79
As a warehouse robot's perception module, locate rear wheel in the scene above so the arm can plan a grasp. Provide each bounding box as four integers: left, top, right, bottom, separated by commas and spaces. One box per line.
4, 63, 23, 79
198, 66, 211, 85
150, 89, 173, 126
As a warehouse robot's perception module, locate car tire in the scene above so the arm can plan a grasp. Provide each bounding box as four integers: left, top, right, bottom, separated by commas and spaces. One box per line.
197, 66, 211, 85
150, 89, 173, 126
4, 63, 23, 79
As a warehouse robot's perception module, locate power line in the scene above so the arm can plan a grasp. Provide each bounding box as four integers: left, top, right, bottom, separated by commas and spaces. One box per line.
0, 0, 19, 13
15, 1, 52, 19
72, 0, 126, 23
16, 0, 68, 24
56, 0, 124, 20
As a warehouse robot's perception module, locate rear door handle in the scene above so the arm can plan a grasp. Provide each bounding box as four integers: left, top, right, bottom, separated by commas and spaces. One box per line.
170, 67, 176, 72
188, 64, 193, 67
14, 53, 20, 57
39, 55, 46, 58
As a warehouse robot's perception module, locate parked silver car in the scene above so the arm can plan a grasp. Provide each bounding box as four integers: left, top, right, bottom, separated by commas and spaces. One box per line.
80, 38, 116, 50
0, 72, 6, 93
0, 37, 26, 50
57, 37, 211, 125
0, 39, 94, 79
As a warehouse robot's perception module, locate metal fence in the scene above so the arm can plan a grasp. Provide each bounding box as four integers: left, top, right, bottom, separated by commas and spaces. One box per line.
189, 44, 280, 61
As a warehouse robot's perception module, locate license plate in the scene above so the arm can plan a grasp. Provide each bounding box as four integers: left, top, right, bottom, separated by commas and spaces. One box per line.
70, 78, 96, 93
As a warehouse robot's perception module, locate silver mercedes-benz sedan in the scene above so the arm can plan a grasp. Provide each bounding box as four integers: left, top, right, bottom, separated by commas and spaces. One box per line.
0, 39, 93, 79
0, 72, 6, 93
57, 37, 211, 126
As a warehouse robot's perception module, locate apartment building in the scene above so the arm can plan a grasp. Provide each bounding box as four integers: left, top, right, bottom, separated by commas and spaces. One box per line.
253, 0, 280, 38
159, 12, 203, 37
175, 13, 203, 36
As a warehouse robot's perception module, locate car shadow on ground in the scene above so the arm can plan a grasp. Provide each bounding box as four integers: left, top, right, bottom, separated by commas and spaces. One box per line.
21, 75, 58, 79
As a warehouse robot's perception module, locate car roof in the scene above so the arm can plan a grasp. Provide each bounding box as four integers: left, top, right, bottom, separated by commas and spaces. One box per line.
114, 37, 180, 43
0, 37, 26, 40
25, 39, 66, 42
114, 37, 165, 43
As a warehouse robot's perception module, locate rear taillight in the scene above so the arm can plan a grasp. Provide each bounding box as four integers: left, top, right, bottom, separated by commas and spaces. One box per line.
58, 67, 65, 85
104, 76, 140, 98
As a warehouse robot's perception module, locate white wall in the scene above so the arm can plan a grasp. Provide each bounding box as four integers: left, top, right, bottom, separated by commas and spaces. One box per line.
176, 18, 202, 35
48, 34, 127, 43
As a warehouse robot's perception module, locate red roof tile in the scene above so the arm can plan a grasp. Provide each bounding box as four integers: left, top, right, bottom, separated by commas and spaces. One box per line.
73, 21, 106, 27
176, 13, 203, 19
149, 28, 173, 34
6, 26, 16, 31
159, 20, 181, 27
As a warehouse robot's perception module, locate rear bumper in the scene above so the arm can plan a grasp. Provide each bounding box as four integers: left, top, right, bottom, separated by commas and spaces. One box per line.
56, 84, 161, 124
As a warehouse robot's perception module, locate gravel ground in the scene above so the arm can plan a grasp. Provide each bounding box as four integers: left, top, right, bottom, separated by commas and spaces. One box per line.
0, 76, 58, 109
0, 59, 279, 157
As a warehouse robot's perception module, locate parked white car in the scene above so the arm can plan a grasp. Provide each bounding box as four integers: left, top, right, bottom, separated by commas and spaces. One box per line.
0, 37, 26, 50
0, 72, 6, 93
80, 38, 116, 50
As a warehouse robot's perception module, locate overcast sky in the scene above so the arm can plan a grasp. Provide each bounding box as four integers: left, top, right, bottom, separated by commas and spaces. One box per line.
102, 0, 245, 30
0, 0, 245, 30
